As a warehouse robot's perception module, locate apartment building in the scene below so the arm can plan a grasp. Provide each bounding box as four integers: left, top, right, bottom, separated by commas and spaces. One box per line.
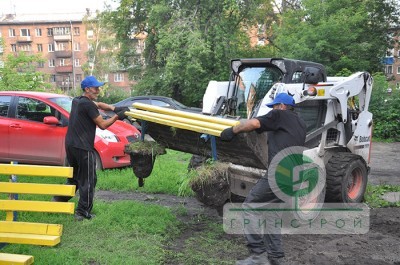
0, 12, 133, 92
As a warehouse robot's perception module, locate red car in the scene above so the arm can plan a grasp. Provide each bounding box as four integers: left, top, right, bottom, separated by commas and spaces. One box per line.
0, 91, 140, 169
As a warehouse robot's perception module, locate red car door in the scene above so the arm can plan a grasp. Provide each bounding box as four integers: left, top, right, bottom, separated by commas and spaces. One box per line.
8, 96, 66, 165
0, 95, 13, 160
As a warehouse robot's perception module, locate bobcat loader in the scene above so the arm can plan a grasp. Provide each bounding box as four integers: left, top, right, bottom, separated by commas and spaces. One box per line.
130, 58, 373, 206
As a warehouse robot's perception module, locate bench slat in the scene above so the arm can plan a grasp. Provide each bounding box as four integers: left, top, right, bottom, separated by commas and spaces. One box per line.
0, 253, 34, 265
0, 164, 73, 178
0, 183, 76, 196
0, 221, 62, 236
0, 200, 74, 214
0, 232, 60, 246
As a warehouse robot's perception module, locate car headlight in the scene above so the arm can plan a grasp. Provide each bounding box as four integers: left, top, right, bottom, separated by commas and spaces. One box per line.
96, 128, 119, 142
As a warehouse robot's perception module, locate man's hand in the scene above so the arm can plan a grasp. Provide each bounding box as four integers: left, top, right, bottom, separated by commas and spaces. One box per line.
220, 127, 236, 141
117, 110, 128, 120
114, 106, 130, 113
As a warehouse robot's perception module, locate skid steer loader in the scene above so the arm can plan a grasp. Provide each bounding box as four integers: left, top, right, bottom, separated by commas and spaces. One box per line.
127, 58, 373, 206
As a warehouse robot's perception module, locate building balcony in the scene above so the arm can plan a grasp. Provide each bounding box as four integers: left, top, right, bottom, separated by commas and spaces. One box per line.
56, 81, 73, 89
16, 36, 33, 43
55, 65, 73, 73
54, 34, 71, 41
55, 50, 72, 58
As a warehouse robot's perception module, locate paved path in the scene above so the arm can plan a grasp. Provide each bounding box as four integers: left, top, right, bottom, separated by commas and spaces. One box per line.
369, 142, 400, 185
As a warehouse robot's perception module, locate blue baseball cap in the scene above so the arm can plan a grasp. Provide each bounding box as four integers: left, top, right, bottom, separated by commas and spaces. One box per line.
81, 76, 105, 90
266, 93, 295, 108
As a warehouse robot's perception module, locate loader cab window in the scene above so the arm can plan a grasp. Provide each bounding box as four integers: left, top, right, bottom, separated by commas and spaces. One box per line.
236, 67, 283, 118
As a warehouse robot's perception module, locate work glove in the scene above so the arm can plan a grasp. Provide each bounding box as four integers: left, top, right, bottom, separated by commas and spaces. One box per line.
114, 106, 130, 114
220, 127, 236, 141
117, 110, 128, 120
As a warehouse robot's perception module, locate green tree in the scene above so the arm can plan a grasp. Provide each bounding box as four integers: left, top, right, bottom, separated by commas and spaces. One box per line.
0, 46, 50, 91
104, 0, 276, 106
272, 0, 400, 75
370, 72, 400, 140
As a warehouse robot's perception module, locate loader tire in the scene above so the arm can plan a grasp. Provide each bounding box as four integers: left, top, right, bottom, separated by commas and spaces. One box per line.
325, 152, 368, 203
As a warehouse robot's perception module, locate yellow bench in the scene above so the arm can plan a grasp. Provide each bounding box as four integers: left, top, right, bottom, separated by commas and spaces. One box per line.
0, 164, 75, 264
0, 253, 34, 265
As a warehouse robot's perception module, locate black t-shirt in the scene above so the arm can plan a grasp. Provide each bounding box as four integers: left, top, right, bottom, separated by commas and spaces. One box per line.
65, 96, 100, 151
255, 109, 307, 164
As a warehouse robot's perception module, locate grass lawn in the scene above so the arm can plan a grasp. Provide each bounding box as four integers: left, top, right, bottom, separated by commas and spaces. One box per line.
0, 150, 243, 264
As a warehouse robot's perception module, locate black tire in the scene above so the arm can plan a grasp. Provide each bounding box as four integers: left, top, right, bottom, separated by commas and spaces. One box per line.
325, 152, 368, 203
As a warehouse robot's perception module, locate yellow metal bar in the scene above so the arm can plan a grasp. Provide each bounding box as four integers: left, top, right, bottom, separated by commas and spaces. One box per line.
0, 253, 34, 265
0, 221, 63, 236
5, 212, 13, 221
0, 183, 76, 196
129, 109, 229, 131
132, 102, 240, 127
126, 111, 222, 136
0, 164, 73, 178
0, 200, 75, 214
0, 232, 60, 246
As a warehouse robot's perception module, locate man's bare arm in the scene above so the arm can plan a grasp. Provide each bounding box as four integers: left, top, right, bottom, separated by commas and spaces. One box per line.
232, 118, 261, 134
93, 114, 118, 130
95, 102, 116, 111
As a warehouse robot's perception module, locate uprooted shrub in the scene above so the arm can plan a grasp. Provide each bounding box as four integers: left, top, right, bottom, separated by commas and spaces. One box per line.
189, 161, 230, 207
125, 141, 166, 185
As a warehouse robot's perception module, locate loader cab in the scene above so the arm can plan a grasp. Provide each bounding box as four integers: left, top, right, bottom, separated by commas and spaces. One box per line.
229, 58, 327, 118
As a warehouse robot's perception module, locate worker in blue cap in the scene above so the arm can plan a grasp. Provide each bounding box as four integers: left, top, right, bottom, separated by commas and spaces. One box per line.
53, 76, 130, 221
220, 93, 307, 265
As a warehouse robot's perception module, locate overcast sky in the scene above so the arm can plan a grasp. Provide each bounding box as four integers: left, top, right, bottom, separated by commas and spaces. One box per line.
0, 0, 118, 14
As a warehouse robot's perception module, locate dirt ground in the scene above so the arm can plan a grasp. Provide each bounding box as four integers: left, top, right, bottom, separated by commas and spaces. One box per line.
96, 142, 400, 265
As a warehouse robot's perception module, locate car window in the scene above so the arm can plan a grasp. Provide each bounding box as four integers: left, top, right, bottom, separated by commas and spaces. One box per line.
49, 96, 72, 113
0, 96, 12, 117
151, 99, 170, 107
132, 99, 150, 106
16, 97, 57, 123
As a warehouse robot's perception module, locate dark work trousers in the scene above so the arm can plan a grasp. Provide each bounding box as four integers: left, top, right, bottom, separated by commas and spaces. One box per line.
243, 177, 285, 259
53, 145, 97, 218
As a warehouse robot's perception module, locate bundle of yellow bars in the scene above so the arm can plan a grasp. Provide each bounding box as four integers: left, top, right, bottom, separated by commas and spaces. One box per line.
125, 102, 240, 137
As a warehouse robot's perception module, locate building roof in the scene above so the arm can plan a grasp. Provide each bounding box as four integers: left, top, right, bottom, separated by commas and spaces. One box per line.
0, 12, 93, 24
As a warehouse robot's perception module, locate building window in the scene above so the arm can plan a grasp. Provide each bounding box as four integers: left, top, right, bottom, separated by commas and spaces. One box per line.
37, 44, 43, 52
74, 59, 80, 67
20, 29, 30, 37
35, 28, 42, 36
19, 44, 31, 51
48, 43, 54, 52
76, 74, 82, 82
47, 28, 53, 36
54, 27, 70, 36
104, 74, 109, 82
114, 73, 124, 82
57, 42, 68, 51
11, 44, 17, 52
37, 61, 44, 68
49, 59, 55, 67
74, 42, 80, 51
50, 75, 56, 82
87, 30, 94, 39
59, 59, 66, 66
8, 29, 15, 37
73, 27, 80, 35
386, 65, 393, 74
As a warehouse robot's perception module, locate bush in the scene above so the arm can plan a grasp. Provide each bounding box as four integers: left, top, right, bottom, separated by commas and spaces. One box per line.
370, 73, 400, 141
